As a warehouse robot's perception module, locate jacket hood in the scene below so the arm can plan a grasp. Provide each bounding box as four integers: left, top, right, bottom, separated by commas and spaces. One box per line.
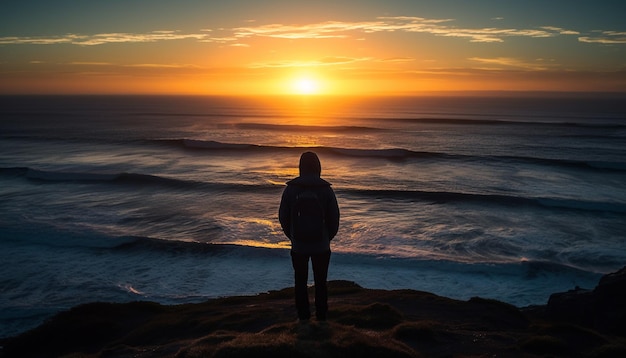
287, 151, 330, 186
299, 151, 321, 177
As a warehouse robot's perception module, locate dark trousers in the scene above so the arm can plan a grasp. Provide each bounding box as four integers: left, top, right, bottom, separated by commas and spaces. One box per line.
290, 250, 331, 321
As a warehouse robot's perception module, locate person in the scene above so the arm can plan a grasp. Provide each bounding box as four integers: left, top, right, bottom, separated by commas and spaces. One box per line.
279, 152, 340, 322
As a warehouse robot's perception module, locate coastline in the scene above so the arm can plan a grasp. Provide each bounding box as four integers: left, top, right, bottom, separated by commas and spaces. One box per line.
1, 94, 624, 356
2, 267, 624, 358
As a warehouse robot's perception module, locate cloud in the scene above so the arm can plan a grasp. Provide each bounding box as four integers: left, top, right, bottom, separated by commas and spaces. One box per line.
232, 17, 455, 40
233, 21, 377, 39
0, 16, 622, 47
0, 31, 214, 46
232, 16, 583, 43
541, 26, 580, 35
245, 56, 415, 70
579, 31, 626, 44
0, 34, 85, 45
426, 27, 554, 43
125, 63, 202, 69
75, 31, 209, 45
205, 37, 239, 43
469, 57, 555, 70
248, 56, 370, 68
380, 57, 415, 63
319, 56, 368, 64
69, 61, 113, 66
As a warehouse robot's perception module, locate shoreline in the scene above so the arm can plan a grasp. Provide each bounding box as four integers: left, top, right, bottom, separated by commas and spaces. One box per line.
2, 267, 624, 357
0, 238, 610, 340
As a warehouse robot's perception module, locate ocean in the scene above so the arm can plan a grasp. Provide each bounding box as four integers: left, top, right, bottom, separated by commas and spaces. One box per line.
1, 94, 625, 338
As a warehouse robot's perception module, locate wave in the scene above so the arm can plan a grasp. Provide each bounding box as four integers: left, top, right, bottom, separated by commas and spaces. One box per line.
232, 122, 385, 132
13, 167, 197, 187
0, 166, 280, 192
176, 139, 439, 160
129, 109, 626, 129
342, 188, 626, 214
171, 139, 626, 172
495, 155, 626, 172
5, 131, 623, 172
111, 236, 288, 258
108, 237, 612, 290
3, 166, 623, 214
358, 116, 626, 129
176, 138, 464, 161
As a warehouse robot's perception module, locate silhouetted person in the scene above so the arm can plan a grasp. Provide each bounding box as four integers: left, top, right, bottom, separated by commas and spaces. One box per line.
279, 152, 340, 322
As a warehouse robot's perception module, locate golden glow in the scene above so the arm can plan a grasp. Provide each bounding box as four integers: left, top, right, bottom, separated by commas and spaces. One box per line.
1, 28, 622, 95
284, 71, 330, 95
0, 8, 624, 95
223, 239, 291, 250
293, 77, 319, 95
8, 64, 618, 96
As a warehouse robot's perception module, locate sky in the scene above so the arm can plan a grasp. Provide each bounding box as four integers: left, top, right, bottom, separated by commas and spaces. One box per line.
1, 0, 625, 95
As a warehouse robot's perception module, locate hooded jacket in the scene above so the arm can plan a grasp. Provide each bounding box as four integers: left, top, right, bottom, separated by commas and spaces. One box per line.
279, 152, 340, 253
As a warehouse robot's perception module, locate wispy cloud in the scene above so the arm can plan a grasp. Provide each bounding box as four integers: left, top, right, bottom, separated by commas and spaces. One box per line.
469, 57, 556, 70
125, 63, 202, 69
246, 56, 418, 70
0, 31, 213, 46
380, 57, 415, 63
427, 27, 555, 43
233, 16, 579, 43
233, 21, 376, 39
541, 26, 580, 35
0, 34, 86, 45
69, 61, 113, 66
579, 31, 626, 44
0, 16, 622, 47
248, 56, 370, 68
72, 31, 210, 45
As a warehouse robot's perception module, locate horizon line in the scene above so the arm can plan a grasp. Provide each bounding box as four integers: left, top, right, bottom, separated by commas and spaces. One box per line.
1, 90, 625, 98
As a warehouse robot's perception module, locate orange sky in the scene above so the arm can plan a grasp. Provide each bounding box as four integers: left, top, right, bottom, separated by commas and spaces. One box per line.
1, 1, 625, 95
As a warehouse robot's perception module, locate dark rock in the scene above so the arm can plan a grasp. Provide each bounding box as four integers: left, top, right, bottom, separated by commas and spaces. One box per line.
593, 266, 626, 335
547, 266, 626, 335
547, 286, 594, 326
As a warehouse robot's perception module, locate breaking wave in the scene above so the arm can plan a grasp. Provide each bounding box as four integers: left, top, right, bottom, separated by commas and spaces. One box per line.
3, 166, 624, 214
170, 139, 626, 171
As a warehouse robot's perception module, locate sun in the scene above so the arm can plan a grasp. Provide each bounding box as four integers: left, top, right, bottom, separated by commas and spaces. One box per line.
292, 77, 320, 95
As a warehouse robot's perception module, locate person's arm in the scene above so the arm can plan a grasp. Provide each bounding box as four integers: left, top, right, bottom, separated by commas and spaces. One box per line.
278, 187, 292, 239
326, 188, 340, 240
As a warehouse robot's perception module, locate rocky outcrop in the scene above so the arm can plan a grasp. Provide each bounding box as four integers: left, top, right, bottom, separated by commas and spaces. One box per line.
3, 269, 625, 357
547, 266, 626, 335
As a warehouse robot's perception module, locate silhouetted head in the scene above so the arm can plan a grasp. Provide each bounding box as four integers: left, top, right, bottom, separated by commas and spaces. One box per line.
299, 151, 321, 177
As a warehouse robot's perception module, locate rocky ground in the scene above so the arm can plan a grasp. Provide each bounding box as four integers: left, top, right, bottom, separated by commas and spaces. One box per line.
2, 267, 625, 357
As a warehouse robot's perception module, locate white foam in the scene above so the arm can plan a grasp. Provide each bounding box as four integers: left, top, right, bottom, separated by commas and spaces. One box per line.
0, 229, 604, 338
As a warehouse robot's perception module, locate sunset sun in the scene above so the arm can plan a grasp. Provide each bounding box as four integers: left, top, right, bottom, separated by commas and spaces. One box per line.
292, 77, 320, 95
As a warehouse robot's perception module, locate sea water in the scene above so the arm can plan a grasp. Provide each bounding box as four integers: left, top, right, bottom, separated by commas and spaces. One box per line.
1, 94, 625, 338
